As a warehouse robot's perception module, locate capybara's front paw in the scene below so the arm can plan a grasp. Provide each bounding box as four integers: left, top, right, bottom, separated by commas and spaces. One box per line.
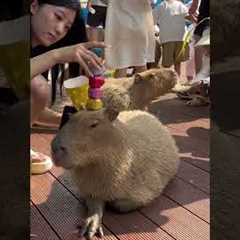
78, 214, 104, 240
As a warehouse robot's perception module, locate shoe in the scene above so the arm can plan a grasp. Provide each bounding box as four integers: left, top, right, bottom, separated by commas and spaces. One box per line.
176, 91, 193, 100
31, 121, 59, 132
31, 149, 53, 175
186, 94, 210, 107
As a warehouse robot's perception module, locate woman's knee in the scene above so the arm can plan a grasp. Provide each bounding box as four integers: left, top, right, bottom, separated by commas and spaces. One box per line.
31, 75, 50, 105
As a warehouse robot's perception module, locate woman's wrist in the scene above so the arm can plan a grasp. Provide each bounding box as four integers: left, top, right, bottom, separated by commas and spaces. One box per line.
50, 49, 61, 64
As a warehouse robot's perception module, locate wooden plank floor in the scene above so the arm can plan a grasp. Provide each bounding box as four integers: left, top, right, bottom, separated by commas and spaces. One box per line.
31, 93, 210, 240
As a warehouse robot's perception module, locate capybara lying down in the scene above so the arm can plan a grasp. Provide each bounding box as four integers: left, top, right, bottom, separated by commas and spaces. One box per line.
102, 68, 178, 111
51, 108, 179, 239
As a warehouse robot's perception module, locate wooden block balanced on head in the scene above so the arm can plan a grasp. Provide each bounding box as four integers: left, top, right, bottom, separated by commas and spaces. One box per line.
86, 47, 106, 110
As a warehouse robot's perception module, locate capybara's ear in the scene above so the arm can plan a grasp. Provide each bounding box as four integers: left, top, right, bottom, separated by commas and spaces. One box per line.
59, 106, 78, 129
134, 74, 144, 84
103, 107, 119, 122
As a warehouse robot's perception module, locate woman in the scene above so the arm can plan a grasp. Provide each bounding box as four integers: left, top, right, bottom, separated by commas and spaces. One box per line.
30, 0, 105, 174
32, 13, 88, 104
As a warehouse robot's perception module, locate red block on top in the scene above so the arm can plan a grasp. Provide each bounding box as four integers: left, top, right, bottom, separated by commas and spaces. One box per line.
89, 76, 105, 88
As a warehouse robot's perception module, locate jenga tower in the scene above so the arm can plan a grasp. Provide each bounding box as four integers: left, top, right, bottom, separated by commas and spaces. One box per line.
86, 48, 105, 110
87, 73, 105, 110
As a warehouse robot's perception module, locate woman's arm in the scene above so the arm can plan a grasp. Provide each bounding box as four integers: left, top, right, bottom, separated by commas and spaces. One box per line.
188, 0, 199, 15
31, 50, 57, 79
31, 41, 106, 79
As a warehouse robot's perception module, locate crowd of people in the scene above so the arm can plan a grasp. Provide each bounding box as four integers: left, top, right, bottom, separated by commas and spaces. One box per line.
0, 0, 209, 174
85, 0, 209, 103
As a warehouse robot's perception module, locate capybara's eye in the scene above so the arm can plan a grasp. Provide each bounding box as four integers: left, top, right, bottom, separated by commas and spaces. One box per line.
90, 120, 99, 128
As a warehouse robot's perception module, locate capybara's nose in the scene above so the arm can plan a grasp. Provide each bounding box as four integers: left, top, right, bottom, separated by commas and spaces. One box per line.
51, 137, 67, 165
51, 137, 65, 154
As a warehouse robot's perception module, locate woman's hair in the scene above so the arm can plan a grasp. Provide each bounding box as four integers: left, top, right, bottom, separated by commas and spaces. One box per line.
37, 0, 81, 11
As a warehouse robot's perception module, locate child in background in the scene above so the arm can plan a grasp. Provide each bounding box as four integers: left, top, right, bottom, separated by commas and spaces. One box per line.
153, 0, 193, 77
86, 0, 108, 42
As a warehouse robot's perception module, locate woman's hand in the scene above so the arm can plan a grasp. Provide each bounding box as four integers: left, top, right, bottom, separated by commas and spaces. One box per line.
53, 41, 106, 76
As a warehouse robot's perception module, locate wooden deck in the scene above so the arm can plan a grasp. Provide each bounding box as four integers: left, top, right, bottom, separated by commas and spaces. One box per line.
31, 93, 210, 240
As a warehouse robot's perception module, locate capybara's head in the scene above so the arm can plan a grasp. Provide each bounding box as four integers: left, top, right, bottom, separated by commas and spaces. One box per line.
129, 68, 178, 109
51, 108, 120, 169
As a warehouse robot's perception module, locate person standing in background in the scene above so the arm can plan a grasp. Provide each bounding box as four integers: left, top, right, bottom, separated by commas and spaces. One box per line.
153, 0, 193, 77
86, 0, 108, 42
189, 0, 209, 74
105, 0, 155, 78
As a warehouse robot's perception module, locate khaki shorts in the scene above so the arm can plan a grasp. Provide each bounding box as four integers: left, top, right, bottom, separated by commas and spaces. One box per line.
162, 41, 189, 67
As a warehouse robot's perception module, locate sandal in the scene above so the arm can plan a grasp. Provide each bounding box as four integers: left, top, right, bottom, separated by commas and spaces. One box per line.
31, 122, 59, 132
176, 91, 193, 100
186, 94, 210, 107
31, 149, 53, 175
31, 108, 61, 132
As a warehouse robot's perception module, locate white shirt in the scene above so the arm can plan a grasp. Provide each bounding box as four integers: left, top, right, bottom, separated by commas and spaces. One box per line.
153, 0, 188, 43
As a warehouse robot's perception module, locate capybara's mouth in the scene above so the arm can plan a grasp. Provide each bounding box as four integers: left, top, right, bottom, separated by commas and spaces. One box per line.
51, 142, 72, 168
51, 149, 75, 170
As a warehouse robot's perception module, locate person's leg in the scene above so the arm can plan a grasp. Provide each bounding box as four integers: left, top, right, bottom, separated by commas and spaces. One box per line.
172, 42, 191, 92
35, 108, 61, 128
87, 27, 100, 41
174, 62, 181, 77
186, 40, 196, 82
31, 75, 49, 126
31, 75, 61, 128
161, 42, 174, 69
30, 75, 53, 174
194, 34, 204, 74
86, 5, 104, 42
175, 41, 190, 77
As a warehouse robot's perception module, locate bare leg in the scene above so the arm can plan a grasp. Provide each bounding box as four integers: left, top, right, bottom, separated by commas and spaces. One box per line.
79, 198, 105, 239
31, 75, 61, 128
98, 28, 105, 42
194, 35, 204, 74
35, 107, 61, 127
31, 75, 50, 126
87, 27, 100, 42
115, 68, 128, 78
174, 63, 181, 77
31, 75, 54, 174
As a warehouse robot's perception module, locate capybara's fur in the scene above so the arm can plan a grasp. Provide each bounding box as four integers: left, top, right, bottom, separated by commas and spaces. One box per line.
102, 68, 178, 111
51, 109, 179, 212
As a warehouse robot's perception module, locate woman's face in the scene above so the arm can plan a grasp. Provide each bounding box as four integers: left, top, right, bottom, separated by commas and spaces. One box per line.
31, 2, 76, 47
